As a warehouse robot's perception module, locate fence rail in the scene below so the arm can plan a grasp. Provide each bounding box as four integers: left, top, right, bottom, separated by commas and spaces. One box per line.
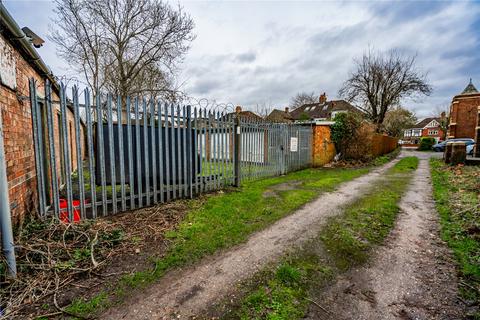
29, 79, 312, 221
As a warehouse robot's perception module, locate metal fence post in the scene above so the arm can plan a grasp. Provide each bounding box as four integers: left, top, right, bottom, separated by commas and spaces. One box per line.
0, 109, 16, 278
234, 115, 241, 187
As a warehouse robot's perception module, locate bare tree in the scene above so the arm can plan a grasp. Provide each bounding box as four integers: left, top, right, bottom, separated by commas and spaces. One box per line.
50, 0, 195, 112
382, 106, 417, 137
50, 0, 107, 98
339, 49, 432, 127
431, 104, 449, 140
289, 92, 317, 110
254, 102, 274, 117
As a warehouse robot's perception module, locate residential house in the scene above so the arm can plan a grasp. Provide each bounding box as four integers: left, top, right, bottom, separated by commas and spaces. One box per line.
289, 93, 362, 123
232, 106, 263, 120
403, 115, 446, 145
0, 4, 85, 223
447, 79, 480, 140
265, 107, 293, 123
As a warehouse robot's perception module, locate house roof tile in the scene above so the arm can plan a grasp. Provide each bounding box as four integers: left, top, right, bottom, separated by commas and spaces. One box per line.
289, 100, 361, 120
407, 117, 441, 129
266, 109, 293, 122
461, 79, 478, 95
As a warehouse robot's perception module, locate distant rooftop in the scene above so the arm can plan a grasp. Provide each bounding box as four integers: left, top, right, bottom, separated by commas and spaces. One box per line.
461, 78, 478, 95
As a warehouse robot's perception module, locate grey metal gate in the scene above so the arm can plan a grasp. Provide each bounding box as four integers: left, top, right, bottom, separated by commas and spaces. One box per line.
239, 117, 312, 181
29, 79, 312, 221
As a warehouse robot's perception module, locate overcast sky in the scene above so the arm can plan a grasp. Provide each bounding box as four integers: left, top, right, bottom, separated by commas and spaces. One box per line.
4, 0, 480, 118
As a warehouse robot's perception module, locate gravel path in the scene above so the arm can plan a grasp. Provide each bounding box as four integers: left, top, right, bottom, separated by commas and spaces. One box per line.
306, 153, 466, 320
102, 157, 401, 320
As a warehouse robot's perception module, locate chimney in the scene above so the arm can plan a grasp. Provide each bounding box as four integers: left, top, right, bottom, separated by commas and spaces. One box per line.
235, 106, 242, 114
319, 92, 327, 104
285, 107, 289, 114
441, 111, 446, 119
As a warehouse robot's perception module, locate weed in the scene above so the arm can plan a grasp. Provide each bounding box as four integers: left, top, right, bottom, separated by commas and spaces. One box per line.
430, 159, 480, 313
65, 292, 108, 317
276, 264, 302, 286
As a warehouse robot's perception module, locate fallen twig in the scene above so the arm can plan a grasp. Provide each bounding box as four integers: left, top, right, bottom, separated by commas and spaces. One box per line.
460, 280, 479, 293
90, 231, 99, 268
305, 297, 331, 315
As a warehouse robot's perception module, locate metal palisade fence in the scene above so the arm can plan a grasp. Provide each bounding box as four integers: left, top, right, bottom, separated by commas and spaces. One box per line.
29, 79, 312, 221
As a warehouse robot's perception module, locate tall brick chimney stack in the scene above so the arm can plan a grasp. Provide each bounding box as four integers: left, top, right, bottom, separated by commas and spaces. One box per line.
235, 106, 242, 113
285, 107, 289, 114
319, 93, 327, 104
441, 111, 446, 119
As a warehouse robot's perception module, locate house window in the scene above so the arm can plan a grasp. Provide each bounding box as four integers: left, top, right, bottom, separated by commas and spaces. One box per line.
426, 120, 439, 128
428, 130, 438, 135
412, 129, 422, 137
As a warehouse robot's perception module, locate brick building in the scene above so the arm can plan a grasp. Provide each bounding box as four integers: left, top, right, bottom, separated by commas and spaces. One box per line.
403, 115, 446, 145
447, 79, 480, 140
0, 4, 85, 224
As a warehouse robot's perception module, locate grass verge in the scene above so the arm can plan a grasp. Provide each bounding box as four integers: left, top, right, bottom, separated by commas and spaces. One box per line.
227, 156, 418, 320
430, 159, 480, 316
64, 166, 373, 317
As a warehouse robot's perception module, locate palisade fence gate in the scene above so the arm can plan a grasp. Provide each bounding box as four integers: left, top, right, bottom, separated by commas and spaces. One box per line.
29, 79, 312, 221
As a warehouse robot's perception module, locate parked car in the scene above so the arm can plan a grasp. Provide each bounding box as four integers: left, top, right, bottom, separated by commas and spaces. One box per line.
432, 138, 475, 152
467, 144, 475, 156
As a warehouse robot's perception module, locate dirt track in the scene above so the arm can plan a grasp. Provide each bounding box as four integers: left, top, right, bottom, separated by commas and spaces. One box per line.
102, 156, 401, 319
306, 153, 466, 320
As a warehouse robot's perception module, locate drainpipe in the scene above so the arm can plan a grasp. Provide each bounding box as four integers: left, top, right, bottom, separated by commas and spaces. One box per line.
0, 110, 16, 278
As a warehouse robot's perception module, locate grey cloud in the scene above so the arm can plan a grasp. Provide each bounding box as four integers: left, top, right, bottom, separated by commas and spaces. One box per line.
235, 52, 256, 63
192, 79, 223, 95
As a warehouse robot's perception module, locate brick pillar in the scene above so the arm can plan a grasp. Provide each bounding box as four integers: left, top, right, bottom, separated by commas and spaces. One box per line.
445, 142, 466, 165
447, 101, 459, 139
311, 125, 336, 167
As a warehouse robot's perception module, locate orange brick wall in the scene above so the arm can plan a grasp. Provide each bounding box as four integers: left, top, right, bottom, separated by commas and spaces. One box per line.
310, 124, 397, 166
311, 125, 336, 166
0, 33, 84, 224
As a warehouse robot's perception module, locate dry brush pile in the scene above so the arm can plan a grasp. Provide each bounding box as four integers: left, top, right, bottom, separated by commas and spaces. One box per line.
0, 201, 190, 319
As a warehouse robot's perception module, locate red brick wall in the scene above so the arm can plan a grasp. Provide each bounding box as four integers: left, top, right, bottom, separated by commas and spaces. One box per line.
448, 93, 480, 139
421, 127, 444, 142
0, 33, 84, 224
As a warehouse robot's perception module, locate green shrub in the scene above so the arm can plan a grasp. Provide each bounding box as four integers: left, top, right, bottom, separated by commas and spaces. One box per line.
418, 137, 435, 150
331, 112, 362, 157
